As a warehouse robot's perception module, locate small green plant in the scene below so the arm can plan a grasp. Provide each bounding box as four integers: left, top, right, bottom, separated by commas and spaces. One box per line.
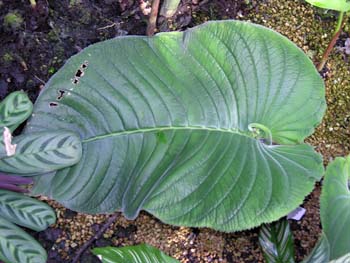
3, 12, 23, 31
0, 91, 82, 263
160, 0, 181, 18
305, 0, 350, 71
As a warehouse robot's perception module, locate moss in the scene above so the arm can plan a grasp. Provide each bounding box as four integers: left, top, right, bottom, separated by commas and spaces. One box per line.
2, 52, 14, 63
3, 12, 23, 31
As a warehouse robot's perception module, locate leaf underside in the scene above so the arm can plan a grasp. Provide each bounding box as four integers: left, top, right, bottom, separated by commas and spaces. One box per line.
0, 189, 56, 231
259, 218, 295, 263
0, 217, 47, 263
27, 20, 325, 231
92, 245, 179, 263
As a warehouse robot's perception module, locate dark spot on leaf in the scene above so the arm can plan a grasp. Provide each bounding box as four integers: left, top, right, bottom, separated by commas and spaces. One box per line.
49, 102, 58, 107
57, 89, 65, 100
81, 61, 88, 69
72, 78, 79, 85
75, 69, 84, 78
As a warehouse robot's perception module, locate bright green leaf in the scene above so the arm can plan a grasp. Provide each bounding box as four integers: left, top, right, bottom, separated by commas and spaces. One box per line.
0, 217, 47, 263
305, 0, 350, 12
320, 156, 350, 260
259, 218, 295, 263
0, 189, 56, 231
92, 245, 179, 263
0, 91, 33, 132
28, 21, 325, 231
0, 130, 82, 175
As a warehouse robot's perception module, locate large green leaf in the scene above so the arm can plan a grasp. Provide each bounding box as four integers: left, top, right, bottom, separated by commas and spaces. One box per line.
0, 217, 47, 263
305, 0, 350, 12
0, 91, 33, 132
27, 20, 325, 231
259, 218, 295, 263
0, 189, 56, 231
92, 245, 179, 263
0, 131, 82, 175
320, 156, 350, 260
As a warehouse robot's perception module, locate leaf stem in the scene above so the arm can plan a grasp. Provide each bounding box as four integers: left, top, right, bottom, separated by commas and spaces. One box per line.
146, 0, 161, 36
317, 12, 346, 72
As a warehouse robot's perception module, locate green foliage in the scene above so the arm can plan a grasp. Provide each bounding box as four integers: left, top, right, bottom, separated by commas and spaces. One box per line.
3, 12, 23, 31
259, 218, 295, 263
0, 189, 56, 231
0, 130, 82, 175
28, 20, 325, 232
320, 156, 350, 260
305, 0, 350, 12
160, 0, 181, 17
0, 217, 47, 263
301, 234, 330, 263
0, 91, 33, 132
92, 244, 179, 263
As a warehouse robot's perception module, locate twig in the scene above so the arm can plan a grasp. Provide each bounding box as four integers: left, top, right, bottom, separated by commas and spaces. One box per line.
317, 12, 346, 72
97, 23, 117, 31
71, 213, 119, 263
146, 0, 160, 36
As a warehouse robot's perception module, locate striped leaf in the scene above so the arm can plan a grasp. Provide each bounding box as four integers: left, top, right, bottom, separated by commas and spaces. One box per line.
0, 217, 47, 263
28, 20, 325, 231
92, 245, 179, 263
0, 189, 56, 231
0, 131, 82, 175
0, 91, 33, 132
259, 218, 295, 263
301, 234, 330, 263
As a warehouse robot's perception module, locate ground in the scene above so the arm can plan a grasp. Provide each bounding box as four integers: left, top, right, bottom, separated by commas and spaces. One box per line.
0, 0, 349, 262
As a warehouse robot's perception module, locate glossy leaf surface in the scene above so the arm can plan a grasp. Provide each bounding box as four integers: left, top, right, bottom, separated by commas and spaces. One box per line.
320, 156, 350, 260
28, 21, 325, 231
0, 189, 56, 231
0, 217, 47, 263
259, 218, 295, 263
0, 91, 33, 132
0, 131, 82, 175
305, 0, 350, 11
92, 245, 179, 263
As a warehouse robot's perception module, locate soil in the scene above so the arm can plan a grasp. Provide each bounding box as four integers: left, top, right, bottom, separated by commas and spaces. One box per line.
0, 0, 349, 262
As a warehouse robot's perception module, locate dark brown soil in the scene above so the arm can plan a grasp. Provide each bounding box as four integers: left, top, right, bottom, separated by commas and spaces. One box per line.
0, 0, 349, 262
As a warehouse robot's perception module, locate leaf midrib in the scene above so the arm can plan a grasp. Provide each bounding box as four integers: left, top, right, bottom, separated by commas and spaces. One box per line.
82, 126, 252, 143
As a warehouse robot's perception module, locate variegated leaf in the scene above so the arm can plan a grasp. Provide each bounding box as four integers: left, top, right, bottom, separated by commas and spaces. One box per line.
0, 189, 56, 231
259, 218, 295, 263
0, 217, 47, 263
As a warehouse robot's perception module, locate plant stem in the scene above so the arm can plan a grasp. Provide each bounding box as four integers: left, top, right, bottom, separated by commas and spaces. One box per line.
160, 0, 181, 18
317, 12, 346, 72
146, 0, 161, 36
29, 0, 36, 8
71, 213, 119, 263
